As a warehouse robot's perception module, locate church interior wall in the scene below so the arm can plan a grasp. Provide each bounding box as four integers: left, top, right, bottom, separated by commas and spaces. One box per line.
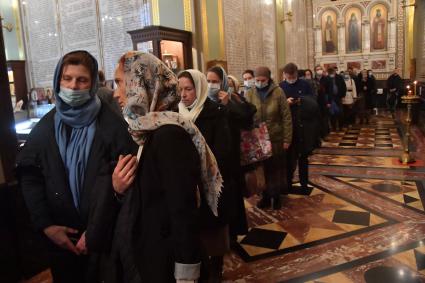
312, 0, 400, 79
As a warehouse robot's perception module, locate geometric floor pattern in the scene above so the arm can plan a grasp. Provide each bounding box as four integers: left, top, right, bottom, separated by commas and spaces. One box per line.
309, 154, 417, 169
235, 185, 393, 262
322, 126, 402, 149
307, 245, 425, 282
223, 111, 425, 282
334, 177, 425, 213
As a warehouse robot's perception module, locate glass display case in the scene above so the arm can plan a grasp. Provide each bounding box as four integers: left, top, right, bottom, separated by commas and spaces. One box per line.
128, 26, 193, 72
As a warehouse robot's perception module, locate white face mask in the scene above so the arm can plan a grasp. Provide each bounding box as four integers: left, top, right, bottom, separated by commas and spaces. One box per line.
207, 83, 221, 101
228, 87, 235, 94
286, 79, 297, 84
207, 83, 220, 90
316, 70, 324, 76
244, 79, 255, 88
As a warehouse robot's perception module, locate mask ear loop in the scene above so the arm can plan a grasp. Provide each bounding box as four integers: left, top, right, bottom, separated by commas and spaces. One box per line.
137, 145, 143, 162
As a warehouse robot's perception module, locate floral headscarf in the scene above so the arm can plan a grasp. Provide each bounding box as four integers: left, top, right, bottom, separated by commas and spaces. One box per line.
120, 51, 222, 216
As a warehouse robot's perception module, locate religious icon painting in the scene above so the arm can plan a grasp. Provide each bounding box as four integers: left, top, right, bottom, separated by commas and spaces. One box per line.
321, 10, 338, 55
347, 61, 361, 70
371, 60, 387, 70
345, 7, 362, 53
324, 63, 338, 71
370, 4, 388, 51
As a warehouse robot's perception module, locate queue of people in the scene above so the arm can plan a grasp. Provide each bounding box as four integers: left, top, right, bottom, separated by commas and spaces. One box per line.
17, 49, 402, 282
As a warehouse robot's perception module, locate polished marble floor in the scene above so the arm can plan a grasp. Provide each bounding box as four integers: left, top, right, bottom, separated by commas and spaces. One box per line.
223, 112, 425, 283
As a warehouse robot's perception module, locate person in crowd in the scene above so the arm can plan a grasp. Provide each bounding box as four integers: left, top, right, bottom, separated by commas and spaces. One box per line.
386, 68, 403, 113
280, 63, 319, 192
111, 51, 221, 283
241, 69, 255, 97
227, 73, 256, 238
228, 74, 241, 95
177, 67, 231, 282
365, 69, 377, 114
314, 65, 330, 138
341, 71, 358, 127
17, 50, 136, 283
357, 69, 372, 124
245, 66, 292, 210
350, 68, 361, 98
304, 69, 318, 97
97, 70, 121, 115
326, 67, 347, 132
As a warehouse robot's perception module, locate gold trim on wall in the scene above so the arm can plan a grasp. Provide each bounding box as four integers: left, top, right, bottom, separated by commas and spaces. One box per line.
405, 0, 415, 79
152, 0, 160, 25
12, 0, 25, 59
217, 0, 225, 58
94, 0, 105, 73
201, 0, 209, 60
183, 0, 192, 31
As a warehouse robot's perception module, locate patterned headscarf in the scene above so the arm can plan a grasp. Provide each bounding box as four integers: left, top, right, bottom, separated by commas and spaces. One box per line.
120, 51, 222, 216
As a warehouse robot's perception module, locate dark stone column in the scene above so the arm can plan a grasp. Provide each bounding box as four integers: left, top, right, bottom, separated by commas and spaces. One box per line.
0, 17, 18, 183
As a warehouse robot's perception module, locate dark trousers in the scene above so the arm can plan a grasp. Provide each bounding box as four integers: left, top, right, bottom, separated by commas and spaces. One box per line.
287, 145, 309, 189
263, 153, 287, 198
330, 112, 344, 131
343, 104, 355, 126
320, 111, 330, 138
386, 91, 398, 113
49, 251, 88, 283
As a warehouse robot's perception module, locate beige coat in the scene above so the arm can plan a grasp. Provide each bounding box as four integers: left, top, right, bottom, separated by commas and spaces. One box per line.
245, 83, 292, 155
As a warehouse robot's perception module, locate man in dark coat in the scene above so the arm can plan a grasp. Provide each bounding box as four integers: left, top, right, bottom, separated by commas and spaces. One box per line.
280, 63, 320, 192
17, 51, 136, 282
325, 67, 347, 131
386, 68, 403, 113
314, 65, 330, 138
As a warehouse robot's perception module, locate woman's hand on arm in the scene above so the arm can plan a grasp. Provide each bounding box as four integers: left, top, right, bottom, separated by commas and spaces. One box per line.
112, 154, 138, 195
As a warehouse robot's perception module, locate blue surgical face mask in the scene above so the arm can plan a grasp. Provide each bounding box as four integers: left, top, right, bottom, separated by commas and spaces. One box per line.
286, 79, 297, 85
207, 83, 220, 101
58, 87, 91, 107
228, 87, 235, 94
255, 81, 268, 89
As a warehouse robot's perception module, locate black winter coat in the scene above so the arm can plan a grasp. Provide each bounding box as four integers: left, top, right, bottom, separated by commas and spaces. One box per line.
195, 98, 232, 229
17, 103, 136, 253
324, 74, 347, 105
359, 78, 376, 109
224, 96, 256, 236
387, 74, 403, 94
296, 96, 321, 155
112, 125, 202, 283
315, 76, 329, 114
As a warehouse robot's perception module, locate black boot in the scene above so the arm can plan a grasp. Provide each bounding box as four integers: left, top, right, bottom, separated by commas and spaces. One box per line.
257, 197, 271, 209
209, 256, 223, 283
272, 197, 282, 210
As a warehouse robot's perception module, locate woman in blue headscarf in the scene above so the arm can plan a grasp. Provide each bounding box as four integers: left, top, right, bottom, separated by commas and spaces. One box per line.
17, 50, 136, 282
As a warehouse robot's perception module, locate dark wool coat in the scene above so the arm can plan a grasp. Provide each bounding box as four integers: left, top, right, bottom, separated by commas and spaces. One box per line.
112, 125, 202, 283
17, 103, 136, 281
225, 96, 256, 236
195, 98, 232, 229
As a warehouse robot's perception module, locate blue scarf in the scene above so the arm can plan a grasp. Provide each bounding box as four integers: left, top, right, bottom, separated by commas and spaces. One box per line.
53, 50, 101, 210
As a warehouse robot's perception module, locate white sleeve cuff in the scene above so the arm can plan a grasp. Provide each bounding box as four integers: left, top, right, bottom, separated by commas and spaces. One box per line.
174, 262, 201, 280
